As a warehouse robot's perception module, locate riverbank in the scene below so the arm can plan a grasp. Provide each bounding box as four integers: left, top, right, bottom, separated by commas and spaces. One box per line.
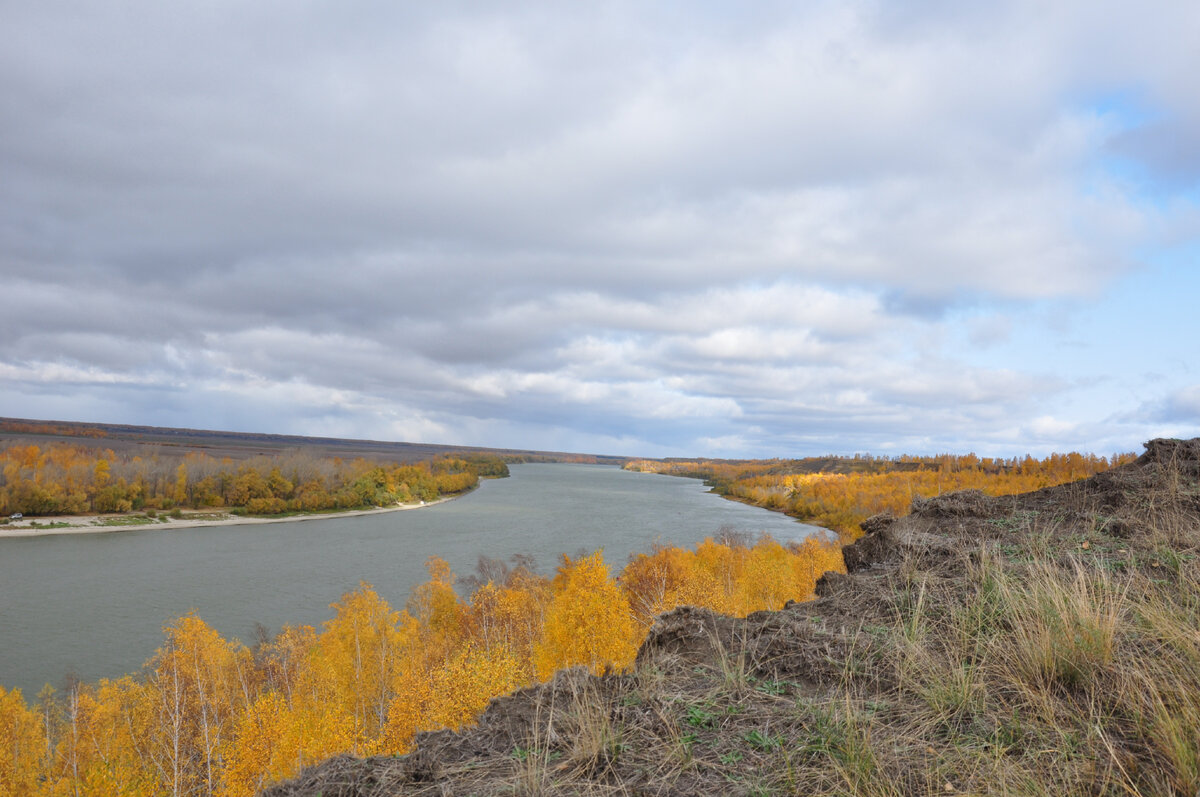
0, 493, 467, 539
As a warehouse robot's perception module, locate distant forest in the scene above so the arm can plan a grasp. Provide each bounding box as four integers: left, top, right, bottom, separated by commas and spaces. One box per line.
0, 442, 509, 516
627, 450, 1138, 538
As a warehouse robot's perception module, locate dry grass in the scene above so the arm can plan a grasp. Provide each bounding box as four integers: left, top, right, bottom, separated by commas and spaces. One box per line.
265, 445, 1200, 796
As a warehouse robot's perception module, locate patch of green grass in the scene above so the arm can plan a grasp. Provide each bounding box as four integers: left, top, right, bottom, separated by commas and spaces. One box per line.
754, 678, 791, 696
686, 704, 718, 728
676, 732, 697, 758
742, 729, 783, 750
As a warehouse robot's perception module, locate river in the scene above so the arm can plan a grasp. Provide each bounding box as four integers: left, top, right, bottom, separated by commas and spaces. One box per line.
0, 463, 822, 696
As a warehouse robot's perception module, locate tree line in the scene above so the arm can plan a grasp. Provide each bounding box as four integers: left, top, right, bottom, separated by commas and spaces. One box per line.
0, 533, 844, 795
0, 420, 109, 438
0, 443, 509, 517
626, 450, 1137, 538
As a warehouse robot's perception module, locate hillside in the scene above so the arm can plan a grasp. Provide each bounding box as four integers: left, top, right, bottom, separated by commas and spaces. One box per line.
265, 438, 1200, 796
0, 416, 627, 465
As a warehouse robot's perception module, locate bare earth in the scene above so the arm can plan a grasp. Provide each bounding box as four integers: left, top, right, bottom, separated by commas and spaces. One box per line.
0, 494, 464, 539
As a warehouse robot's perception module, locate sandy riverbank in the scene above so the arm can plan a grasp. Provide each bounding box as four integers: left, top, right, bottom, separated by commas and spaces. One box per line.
0, 493, 466, 539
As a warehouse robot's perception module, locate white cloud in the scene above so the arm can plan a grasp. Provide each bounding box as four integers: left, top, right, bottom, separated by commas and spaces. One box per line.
1, 1, 1198, 457
1028, 415, 1079, 439
1162, 385, 1200, 422
0, 362, 147, 386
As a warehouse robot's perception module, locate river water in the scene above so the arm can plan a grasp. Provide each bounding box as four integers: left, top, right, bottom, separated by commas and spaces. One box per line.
0, 463, 821, 696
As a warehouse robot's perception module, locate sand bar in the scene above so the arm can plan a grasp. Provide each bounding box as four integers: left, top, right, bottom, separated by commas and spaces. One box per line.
0, 493, 465, 539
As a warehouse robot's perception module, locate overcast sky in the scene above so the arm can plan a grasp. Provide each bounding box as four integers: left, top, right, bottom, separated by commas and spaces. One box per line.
2, 1, 1198, 458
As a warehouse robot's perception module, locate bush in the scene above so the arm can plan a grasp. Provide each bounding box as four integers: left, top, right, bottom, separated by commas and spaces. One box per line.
246, 497, 287, 515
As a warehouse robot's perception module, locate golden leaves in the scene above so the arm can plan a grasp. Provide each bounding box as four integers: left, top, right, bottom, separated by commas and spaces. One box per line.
0, 444, 499, 517
535, 552, 640, 680
628, 452, 1136, 538
5, 535, 845, 794
0, 685, 43, 795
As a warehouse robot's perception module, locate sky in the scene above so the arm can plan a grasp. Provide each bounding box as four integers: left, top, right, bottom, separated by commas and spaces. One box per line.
2, 1, 1198, 459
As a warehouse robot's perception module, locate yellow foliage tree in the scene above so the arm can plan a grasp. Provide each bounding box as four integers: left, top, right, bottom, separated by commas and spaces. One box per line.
534, 552, 639, 679
0, 686, 43, 796
384, 642, 524, 753
143, 613, 253, 796
310, 583, 408, 755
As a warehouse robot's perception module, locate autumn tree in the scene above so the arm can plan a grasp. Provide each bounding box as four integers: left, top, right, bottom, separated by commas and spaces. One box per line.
143, 614, 253, 795
310, 584, 408, 754
0, 686, 43, 795
534, 552, 639, 679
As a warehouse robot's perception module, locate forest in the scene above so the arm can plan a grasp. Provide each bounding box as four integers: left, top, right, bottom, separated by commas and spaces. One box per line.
0, 443, 509, 517
626, 450, 1137, 538
0, 533, 844, 795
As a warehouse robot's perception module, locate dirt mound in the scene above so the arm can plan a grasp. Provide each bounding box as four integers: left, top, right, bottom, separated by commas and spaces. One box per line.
910, 489, 996, 518
263, 438, 1200, 796
632, 604, 861, 688
1138, 436, 1200, 474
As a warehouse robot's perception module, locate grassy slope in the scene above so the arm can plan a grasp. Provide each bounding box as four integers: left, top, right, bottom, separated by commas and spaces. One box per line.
266, 439, 1200, 796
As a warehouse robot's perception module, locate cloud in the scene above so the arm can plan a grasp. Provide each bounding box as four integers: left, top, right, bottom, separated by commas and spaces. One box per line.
1114, 116, 1200, 187
1160, 386, 1200, 423
1, 1, 1197, 457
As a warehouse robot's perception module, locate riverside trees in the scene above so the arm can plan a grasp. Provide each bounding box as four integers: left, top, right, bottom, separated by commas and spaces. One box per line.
0, 445, 507, 518
0, 534, 843, 796
626, 451, 1137, 538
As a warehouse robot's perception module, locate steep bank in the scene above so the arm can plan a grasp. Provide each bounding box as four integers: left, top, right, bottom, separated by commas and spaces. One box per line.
266, 438, 1200, 796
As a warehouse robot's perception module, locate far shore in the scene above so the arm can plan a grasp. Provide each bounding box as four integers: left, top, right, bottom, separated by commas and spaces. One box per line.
0, 492, 468, 539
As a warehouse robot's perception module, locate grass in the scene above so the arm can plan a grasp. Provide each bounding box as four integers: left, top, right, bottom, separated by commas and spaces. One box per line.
91, 514, 167, 527
638, 498, 1196, 793
562, 678, 625, 778
183, 511, 234, 521
263, 448, 1200, 797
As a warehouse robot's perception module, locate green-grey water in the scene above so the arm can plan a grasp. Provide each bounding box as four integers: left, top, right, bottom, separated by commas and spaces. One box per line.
0, 464, 823, 695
